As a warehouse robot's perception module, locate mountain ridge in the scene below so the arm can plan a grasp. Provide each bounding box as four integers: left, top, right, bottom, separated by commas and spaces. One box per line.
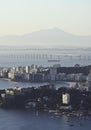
0, 28, 91, 47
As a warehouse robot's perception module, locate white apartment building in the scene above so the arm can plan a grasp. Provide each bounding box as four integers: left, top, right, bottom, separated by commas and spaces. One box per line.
62, 93, 70, 104
25, 66, 30, 73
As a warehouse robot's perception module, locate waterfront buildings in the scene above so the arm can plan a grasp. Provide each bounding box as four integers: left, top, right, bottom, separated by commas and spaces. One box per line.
0, 64, 91, 86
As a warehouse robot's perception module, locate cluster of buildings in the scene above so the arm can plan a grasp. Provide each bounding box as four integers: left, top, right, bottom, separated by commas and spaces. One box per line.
0, 64, 91, 83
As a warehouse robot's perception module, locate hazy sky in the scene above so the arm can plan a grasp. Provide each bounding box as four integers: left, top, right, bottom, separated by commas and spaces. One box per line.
0, 0, 91, 35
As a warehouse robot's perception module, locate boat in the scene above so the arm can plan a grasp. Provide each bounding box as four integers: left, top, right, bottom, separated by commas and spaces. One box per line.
48, 60, 60, 62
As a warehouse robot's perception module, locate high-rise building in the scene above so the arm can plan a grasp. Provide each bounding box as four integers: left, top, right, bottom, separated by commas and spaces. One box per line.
25, 66, 30, 73
62, 93, 70, 104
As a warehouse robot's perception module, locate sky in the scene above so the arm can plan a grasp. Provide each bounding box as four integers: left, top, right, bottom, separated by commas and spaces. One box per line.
0, 0, 91, 35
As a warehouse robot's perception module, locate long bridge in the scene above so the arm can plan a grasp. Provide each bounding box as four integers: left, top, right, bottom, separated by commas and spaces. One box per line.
0, 54, 91, 61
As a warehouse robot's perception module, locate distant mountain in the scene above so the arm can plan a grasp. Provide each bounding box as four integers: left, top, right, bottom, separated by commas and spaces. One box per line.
0, 28, 91, 47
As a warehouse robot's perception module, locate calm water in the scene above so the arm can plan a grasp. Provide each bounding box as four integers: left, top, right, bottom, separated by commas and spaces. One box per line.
0, 46, 91, 130
0, 79, 50, 89
0, 109, 91, 130
0, 79, 69, 89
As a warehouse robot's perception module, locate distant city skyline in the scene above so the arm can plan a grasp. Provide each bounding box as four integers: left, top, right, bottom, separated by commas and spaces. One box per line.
0, 0, 91, 36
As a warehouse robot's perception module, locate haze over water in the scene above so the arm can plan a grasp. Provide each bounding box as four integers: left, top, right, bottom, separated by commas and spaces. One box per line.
0, 46, 91, 67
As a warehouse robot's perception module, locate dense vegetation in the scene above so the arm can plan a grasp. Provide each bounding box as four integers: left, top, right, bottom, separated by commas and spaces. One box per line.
0, 85, 91, 111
